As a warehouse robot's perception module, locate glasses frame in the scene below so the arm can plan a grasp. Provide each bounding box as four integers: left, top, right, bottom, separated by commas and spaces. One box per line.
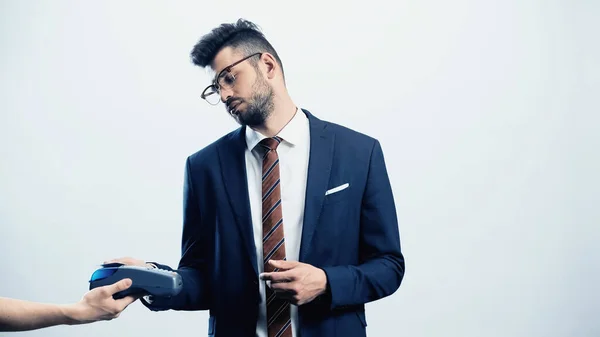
200, 52, 263, 105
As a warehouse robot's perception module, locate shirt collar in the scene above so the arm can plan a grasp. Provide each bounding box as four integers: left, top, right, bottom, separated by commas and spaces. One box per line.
245, 107, 306, 151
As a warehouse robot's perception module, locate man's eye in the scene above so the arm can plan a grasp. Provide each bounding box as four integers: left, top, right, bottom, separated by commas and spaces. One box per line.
223, 73, 235, 85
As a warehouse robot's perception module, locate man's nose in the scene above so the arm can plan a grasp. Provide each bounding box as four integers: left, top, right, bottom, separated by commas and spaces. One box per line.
220, 87, 233, 103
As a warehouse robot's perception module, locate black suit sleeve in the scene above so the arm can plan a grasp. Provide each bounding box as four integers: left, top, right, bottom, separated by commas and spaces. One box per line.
141, 156, 211, 311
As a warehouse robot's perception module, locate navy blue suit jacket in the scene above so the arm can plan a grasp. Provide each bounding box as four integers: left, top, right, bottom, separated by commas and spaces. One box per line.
144, 109, 405, 337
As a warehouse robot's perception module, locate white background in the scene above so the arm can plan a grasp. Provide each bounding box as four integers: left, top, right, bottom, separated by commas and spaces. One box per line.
1, 0, 598, 336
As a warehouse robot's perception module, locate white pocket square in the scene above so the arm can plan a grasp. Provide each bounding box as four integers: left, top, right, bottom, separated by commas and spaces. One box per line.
325, 183, 349, 196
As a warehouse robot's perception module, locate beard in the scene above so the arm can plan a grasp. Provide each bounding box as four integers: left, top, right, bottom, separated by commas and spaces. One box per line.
231, 73, 274, 127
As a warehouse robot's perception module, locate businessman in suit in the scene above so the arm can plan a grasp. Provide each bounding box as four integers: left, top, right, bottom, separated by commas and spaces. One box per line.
108, 18, 405, 337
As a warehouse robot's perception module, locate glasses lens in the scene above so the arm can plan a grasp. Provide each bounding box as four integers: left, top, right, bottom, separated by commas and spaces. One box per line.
204, 91, 220, 105
202, 86, 220, 105
217, 72, 236, 91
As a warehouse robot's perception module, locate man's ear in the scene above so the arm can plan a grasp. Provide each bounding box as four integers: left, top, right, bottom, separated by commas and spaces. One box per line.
261, 53, 278, 80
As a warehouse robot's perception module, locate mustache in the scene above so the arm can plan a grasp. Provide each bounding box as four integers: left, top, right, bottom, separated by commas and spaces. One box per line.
226, 98, 244, 115
226, 98, 242, 108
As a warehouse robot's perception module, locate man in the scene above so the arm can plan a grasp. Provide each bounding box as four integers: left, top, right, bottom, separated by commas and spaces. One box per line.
109, 18, 405, 337
0, 279, 136, 332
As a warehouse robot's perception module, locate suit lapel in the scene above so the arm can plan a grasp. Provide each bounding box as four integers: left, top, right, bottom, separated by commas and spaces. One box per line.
299, 109, 335, 261
217, 127, 258, 277
216, 110, 334, 272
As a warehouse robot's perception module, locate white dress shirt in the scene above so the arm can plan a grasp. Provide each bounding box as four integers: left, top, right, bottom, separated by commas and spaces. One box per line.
245, 108, 310, 337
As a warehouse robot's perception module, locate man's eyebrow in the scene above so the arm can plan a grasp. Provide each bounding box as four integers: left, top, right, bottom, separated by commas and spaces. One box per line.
212, 68, 228, 83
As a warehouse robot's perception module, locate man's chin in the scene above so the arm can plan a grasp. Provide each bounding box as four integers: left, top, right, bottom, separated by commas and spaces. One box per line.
231, 113, 251, 127
230, 110, 244, 122
239, 115, 266, 128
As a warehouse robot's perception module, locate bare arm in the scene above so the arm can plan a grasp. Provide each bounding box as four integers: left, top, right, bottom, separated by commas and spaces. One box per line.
0, 278, 136, 332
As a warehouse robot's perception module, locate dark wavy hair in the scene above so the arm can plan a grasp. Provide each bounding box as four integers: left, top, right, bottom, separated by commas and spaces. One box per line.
190, 18, 284, 78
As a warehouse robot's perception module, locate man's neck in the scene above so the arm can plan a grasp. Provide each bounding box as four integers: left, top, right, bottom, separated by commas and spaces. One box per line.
253, 95, 297, 137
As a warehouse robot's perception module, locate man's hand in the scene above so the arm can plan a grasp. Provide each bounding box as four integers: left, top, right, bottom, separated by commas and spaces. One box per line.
103, 257, 153, 268
66, 279, 138, 324
103, 257, 177, 278
259, 260, 328, 306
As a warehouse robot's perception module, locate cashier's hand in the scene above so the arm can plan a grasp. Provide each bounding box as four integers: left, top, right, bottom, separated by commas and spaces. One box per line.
259, 260, 328, 306
68, 279, 138, 324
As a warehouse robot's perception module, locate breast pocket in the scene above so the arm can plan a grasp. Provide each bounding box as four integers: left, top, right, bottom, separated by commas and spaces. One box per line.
323, 183, 350, 205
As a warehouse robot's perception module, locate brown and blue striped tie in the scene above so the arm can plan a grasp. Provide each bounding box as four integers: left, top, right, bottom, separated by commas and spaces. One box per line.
259, 136, 292, 337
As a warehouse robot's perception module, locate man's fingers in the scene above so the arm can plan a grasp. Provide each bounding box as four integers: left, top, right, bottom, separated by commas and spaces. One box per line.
103, 257, 145, 266
260, 270, 294, 283
103, 257, 126, 264
270, 280, 295, 292
270, 285, 298, 303
106, 278, 132, 295
268, 259, 298, 270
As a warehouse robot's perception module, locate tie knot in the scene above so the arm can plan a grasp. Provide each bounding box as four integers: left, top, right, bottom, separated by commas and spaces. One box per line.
259, 136, 282, 151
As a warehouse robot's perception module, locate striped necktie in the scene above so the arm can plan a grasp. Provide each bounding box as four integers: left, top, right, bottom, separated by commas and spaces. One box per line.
259, 136, 292, 337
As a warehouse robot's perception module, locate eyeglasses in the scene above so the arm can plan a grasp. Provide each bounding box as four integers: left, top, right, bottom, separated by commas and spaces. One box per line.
201, 52, 262, 105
